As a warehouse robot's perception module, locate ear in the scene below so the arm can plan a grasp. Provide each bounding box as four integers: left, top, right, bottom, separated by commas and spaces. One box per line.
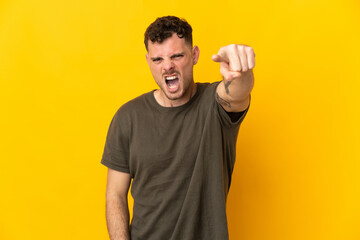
192, 45, 200, 65
145, 53, 150, 66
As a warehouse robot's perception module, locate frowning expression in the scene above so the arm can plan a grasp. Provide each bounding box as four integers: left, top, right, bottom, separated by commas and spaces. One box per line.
146, 33, 199, 107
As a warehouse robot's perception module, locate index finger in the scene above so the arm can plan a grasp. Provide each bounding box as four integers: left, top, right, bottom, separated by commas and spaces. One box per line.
211, 54, 229, 62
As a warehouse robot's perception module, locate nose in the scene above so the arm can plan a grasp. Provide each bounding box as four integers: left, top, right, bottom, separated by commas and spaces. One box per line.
162, 59, 175, 72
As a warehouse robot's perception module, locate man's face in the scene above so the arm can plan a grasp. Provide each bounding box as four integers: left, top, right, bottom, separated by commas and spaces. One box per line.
146, 33, 199, 106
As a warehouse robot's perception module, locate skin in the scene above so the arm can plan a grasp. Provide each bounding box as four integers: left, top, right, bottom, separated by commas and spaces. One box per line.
105, 169, 131, 240
213, 44, 255, 112
146, 33, 200, 107
104, 35, 255, 240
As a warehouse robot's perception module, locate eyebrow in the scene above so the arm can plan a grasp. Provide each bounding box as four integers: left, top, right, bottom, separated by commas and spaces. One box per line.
150, 52, 185, 61
150, 57, 162, 61
170, 52, 185, 57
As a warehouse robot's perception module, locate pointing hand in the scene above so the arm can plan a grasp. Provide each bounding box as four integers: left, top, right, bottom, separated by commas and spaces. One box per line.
212, 44, 255, 81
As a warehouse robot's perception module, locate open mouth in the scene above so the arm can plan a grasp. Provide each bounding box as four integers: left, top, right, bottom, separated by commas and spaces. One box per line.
165, 75, 179, 90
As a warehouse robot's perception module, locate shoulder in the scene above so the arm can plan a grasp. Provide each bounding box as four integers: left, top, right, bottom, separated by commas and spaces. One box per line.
196, 81, 221, 103
115, 91, 153, 115
197, 81, 249, 127
197, 81, 221, 91
109, 91, 154, 129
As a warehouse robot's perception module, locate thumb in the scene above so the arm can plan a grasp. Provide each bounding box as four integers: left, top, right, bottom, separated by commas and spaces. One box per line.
219, 61, 242, 81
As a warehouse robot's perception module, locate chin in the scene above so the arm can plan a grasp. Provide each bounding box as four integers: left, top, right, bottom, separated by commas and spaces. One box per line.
164, 92, 184, 101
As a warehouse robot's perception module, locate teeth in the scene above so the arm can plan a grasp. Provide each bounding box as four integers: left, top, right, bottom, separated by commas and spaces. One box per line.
166, 76, 177, 80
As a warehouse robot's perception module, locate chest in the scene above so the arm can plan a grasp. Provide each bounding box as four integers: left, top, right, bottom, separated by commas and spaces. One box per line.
128, 106, 207, 180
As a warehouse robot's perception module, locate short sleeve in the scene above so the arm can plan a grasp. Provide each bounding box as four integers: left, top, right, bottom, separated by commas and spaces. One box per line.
215, 90, 250, 129
101, 109, 130, 173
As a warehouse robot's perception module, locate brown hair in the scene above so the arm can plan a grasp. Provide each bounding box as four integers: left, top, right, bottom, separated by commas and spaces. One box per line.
144, 16, 193, 51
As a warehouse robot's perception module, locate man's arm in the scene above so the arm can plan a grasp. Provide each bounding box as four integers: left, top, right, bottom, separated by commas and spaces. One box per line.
105, 168, 131, 240
213, 44, 255, 112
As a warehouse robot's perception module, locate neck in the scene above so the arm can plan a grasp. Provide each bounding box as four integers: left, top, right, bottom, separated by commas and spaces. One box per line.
155, 82, 197, 107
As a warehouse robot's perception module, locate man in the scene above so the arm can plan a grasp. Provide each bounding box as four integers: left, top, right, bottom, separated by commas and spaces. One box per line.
101, 16, 255, 240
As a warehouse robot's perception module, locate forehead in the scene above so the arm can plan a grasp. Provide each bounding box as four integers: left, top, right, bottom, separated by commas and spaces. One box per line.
147, 34, 191, 56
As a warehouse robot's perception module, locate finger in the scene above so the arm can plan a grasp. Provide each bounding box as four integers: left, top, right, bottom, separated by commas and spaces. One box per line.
238, 45, 248, 72
227, 45, 241, 72
246, 47, 255, 69
212, 54, 223, 62
211, 52, 228, 63
220, 62, 242, 81
219, 61, 233, 81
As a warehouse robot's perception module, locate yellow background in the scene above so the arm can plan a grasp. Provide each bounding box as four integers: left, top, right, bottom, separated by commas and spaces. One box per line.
1, 0, 359, 239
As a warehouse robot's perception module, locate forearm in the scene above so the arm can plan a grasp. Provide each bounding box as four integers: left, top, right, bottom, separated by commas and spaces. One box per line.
217, 70, 254, 112
106, 196, 130, 240
213, 44, 255, 112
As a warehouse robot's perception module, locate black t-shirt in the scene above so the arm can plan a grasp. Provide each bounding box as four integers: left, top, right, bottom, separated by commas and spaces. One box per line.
101, 82, 249, 240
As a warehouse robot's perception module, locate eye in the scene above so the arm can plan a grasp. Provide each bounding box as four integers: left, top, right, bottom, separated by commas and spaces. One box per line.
172, 54, 184, 59
151, 57, 162, 63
